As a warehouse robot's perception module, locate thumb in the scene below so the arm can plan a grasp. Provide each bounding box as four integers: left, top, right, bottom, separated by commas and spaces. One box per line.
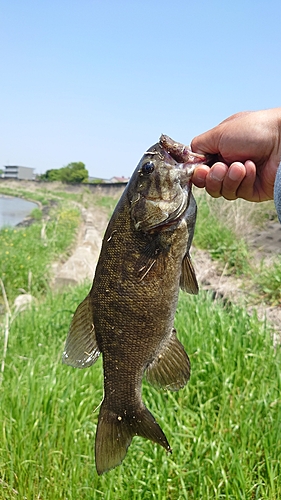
191, 129, 220, 155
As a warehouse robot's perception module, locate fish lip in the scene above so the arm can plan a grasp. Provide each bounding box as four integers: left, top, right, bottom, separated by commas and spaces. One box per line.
185, 152, 207, 164
160, 134, 207, 165
181, 151, 207, 165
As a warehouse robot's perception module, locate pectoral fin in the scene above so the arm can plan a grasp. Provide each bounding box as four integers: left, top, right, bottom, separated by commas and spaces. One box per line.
180, 252, 199, 295
146, 328, 190, 391
62, 294, 100, 368
135, 238, 164, 282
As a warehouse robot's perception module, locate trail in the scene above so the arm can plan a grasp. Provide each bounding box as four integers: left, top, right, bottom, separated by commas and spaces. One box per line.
52, 206, 108, 288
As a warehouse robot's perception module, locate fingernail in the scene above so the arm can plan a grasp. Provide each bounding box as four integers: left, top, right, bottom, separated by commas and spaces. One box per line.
228, 166, 243, 181
210, 165, 226, 182
194, 173, 206, 183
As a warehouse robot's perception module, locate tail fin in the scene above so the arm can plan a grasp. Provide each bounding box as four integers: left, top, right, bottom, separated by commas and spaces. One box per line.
95, 400, 171, 475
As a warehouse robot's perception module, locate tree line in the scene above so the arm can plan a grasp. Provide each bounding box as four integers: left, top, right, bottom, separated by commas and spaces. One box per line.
39, 162, 88, 183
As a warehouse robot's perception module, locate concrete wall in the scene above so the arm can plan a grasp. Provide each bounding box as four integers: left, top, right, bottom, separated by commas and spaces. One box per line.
0, 178, 127, 197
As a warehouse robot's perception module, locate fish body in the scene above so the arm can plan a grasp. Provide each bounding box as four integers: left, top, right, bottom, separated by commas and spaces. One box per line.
62, 136, 205, 475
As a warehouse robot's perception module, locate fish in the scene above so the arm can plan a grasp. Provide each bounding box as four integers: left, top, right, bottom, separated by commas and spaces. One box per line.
62, 135, 206, 475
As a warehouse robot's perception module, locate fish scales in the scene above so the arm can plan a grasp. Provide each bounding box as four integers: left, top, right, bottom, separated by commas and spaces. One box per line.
94, 199, 188, 401
62, 136, 206, 475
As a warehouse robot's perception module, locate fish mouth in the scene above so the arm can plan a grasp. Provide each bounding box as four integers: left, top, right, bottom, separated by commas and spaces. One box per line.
160, 134, 210, 171
176, 153, 208, 181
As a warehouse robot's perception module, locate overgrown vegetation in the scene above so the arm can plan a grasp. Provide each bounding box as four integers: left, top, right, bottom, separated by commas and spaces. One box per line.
0, 181, 123, 209
0, 204, 80, 304
255, 257, 281, 305
0, 184, 83, 205
94, 195, 120, 215
0, 185, 50, 205
0, 182, 281, 498
194, 191, 281, 304
0, 288, 280, 499
194, 195, 250, 275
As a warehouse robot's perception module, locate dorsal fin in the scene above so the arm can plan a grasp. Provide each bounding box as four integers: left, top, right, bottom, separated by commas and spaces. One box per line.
62, 294, 100, 368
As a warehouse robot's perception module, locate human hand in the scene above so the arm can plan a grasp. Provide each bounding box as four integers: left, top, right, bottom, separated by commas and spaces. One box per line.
191, 108, 281, 202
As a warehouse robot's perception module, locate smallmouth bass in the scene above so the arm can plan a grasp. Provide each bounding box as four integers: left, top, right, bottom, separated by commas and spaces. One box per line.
62, 135, 206, 475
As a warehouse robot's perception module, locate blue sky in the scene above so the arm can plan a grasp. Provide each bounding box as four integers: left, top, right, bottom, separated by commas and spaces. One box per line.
1, 0, 281, 179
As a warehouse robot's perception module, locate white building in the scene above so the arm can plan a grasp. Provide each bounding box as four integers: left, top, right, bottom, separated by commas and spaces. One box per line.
4, 166, 34, 180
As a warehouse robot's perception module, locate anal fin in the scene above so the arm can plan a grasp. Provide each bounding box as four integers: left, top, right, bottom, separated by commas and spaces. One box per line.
146, 328, 190, 391
62, 294, 100, 368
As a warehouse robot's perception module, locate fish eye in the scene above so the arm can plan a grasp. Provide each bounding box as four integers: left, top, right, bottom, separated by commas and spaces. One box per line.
141, 162, 155, 175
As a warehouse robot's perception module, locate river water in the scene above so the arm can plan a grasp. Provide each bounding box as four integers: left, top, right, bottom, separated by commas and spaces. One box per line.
0, 196, 38, 228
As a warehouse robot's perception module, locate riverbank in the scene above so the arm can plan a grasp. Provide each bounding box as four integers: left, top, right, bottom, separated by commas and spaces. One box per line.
0, 194, 39, 228
1, 179, 280, 327
0, 181, 280, 498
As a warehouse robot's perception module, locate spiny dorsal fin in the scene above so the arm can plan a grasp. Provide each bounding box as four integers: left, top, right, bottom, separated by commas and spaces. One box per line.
145, 328, 190, 391
62, 294, 100, 368
180, 252, 199, 295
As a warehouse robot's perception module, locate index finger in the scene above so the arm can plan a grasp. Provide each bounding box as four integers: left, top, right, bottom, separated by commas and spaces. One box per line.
192, 165, 210, 188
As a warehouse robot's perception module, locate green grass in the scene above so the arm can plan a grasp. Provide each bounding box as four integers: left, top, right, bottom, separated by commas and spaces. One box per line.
255, 257, 281, 305
194, 195, 250, 275
94, 195, 119, 215
0, 186, 50, 205
0, 287, 280, 499
29, 207, 43, 220
0, 183, 85, 205
0, 186, 280, 498
194, 193, 281, 304
51, 190, 84, 202
0, 204, 81, 303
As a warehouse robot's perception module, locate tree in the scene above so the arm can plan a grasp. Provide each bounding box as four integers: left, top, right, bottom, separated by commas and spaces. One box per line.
39, 162, 88, 183
60, 162, 88, 183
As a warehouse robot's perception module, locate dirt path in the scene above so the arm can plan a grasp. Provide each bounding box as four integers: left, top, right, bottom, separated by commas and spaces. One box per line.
52, 206, 108, 288
247, 221, 281, 259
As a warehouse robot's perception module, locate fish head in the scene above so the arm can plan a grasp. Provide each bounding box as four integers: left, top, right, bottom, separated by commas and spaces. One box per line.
128, 141, 204, 232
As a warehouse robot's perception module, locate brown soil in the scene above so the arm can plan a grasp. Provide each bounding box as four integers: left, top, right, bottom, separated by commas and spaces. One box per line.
52, 206, 108, 288
247, 221, 281, 266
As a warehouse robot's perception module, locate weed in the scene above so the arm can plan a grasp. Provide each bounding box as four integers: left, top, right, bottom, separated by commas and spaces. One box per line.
30, 207, 42, 220
194, 195, 250, 275
94, 196, 118, 215
0, 183, 280, 498
0, 204, 80, 304
255, 257, 281, 305
0, 289, 280, 498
